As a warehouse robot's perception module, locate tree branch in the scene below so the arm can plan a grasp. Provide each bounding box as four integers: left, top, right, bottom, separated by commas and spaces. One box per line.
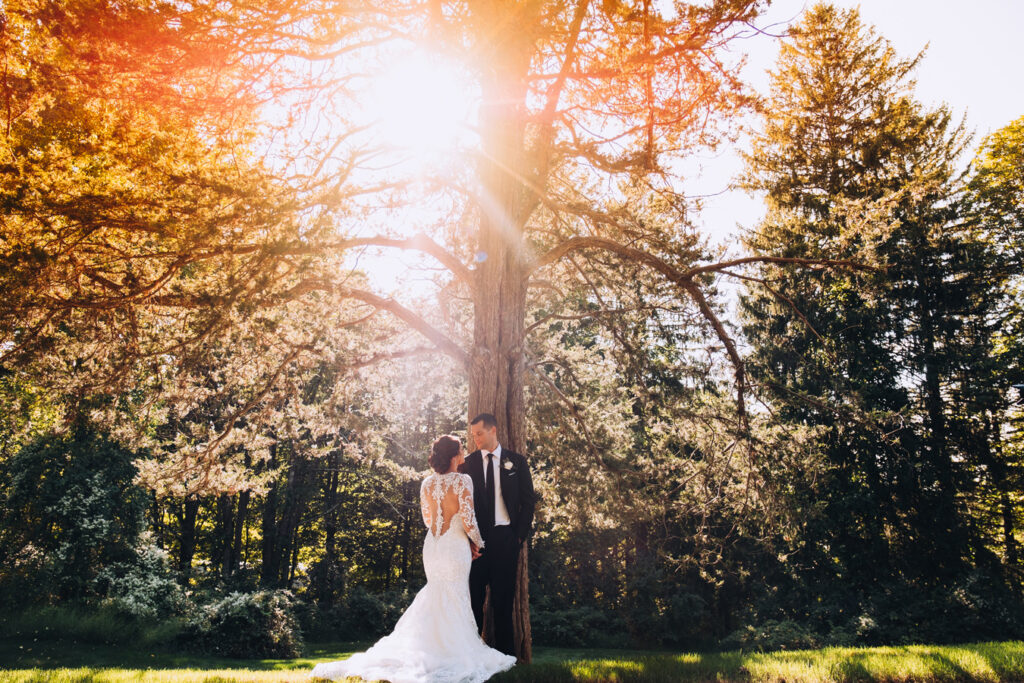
145, 280, 469, 366
527, 363, 608, 470
345, 345, 440, 370
679, 279, 747, 424
343, 288, 469, 367
529, 236, 877, 279
526, 236, 878, 425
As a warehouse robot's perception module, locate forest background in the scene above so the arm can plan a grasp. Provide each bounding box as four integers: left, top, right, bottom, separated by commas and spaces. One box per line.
2, 0, 1023, 661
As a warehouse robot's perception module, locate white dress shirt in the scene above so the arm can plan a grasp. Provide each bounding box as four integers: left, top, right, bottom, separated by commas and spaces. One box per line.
482, 444, 511, 526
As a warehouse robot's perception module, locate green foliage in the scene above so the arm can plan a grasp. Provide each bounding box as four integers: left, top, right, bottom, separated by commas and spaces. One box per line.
722, 619, 824, 652
739, 3, 1024, 643
299, 587, 413, 642
969, 115, 1024, 264
92, 536, 187, 621
728, 569, 1024, 651
0, 602, 183, 647
179, 589, 304, 659
0, 428, 148, 606
0, 376, 62, 462
531, 604, 627, 648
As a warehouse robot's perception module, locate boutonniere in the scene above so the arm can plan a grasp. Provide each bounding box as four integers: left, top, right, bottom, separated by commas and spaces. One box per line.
502, 460, 514, 471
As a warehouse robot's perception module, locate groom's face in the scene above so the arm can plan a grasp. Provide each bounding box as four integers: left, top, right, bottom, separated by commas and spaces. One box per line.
470, 422, 498, 452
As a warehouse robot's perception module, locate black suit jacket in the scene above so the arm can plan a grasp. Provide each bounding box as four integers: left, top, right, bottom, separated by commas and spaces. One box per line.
459, 448, 536, 543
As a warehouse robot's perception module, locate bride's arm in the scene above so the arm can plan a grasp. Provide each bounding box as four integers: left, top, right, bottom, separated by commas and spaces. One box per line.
420, 477, 433, 530
457, 474, 485, 548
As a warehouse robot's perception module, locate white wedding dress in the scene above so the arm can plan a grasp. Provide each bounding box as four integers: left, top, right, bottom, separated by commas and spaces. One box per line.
311, 472, 516, 683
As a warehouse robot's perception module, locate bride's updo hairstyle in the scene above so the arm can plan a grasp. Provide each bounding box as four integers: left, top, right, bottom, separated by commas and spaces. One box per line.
429, 434, 461, 473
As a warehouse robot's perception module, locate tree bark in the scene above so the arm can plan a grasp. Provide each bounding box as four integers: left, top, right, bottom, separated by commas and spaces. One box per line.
232, 489, 250, 576
467, 10, 536, 660
218, 493, 233, 578
324, 452, 340, 564
261, 485, 279, 585
178, 496, 200, 577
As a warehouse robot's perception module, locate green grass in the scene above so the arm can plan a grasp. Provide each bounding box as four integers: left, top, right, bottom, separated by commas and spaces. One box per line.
494, 641, 1024, 682
0, 641, 357, 682
2, 639, 1023, 682
0, 605, 184, 649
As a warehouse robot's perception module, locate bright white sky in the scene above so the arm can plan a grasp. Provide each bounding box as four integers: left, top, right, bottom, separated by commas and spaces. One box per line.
696, 0, 1024, 247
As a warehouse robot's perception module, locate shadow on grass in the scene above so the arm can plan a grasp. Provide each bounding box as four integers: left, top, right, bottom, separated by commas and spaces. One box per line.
4, 639, 1024, 682
0, 638, 367, 673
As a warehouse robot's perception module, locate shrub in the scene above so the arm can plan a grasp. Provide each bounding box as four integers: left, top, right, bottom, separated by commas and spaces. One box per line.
721, 619, 821, 651
300, 586, 412, 642
0, 603, 138, 644
0, 428, 147, 608
532, 604, 628, 648
179, 589, 303, 658
93, 534, 186, 621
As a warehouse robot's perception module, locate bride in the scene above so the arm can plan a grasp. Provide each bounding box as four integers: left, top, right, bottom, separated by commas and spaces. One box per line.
310, 435, 517, 683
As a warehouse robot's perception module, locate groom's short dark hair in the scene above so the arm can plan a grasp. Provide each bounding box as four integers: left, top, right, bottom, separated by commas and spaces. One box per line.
470, 413, 498, 429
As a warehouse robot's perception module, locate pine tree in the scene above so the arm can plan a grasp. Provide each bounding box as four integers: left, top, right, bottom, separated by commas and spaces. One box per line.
740, 3, 1018, 639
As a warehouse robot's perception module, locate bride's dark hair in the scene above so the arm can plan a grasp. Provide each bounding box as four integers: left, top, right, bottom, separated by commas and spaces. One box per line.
429, 434, 461, 473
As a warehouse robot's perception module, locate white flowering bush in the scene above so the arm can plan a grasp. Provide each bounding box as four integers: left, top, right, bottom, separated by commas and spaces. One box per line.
180, 589, 303, 658
93, 534, 186, 621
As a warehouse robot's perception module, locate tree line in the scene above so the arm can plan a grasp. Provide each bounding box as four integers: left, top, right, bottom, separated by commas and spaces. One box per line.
1, 0, 1022, 653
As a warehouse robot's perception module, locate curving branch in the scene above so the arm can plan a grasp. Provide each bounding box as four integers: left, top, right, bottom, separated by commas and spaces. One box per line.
346, 345, 439, 370
342, 288, 470, 367
530, 236, 680, 279
142, 280, 469, 366
682, 254, 878, 278
717, 267, 835, 361
527, 236, 880, 426
679, 279, 747, 423
110, 232, 471, 285
529, 235, 877, 280
327, 233, 473, 284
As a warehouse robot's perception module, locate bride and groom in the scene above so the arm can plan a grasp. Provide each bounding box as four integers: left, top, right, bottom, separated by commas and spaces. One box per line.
311, 413, 537, 682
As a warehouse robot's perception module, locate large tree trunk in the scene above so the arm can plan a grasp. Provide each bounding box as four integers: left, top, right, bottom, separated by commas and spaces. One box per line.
467, 8, 536, 661
916, 259, 964, 576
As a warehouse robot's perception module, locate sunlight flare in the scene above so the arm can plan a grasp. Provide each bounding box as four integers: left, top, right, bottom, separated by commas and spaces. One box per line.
363, 50, 479, 161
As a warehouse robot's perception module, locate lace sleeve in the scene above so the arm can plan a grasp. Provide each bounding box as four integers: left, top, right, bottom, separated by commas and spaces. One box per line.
458, 474, 484, 548
420, 476, 432, 530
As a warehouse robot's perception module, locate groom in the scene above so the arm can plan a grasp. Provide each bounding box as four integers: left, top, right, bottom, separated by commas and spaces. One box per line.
459, 412, 536, 658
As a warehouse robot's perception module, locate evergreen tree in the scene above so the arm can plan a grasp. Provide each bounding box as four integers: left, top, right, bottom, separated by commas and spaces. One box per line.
966, 116, 1024, 582
740, 3, 1020, 641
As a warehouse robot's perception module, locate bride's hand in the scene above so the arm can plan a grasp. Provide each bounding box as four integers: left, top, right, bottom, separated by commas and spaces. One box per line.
470, 541, 482, 560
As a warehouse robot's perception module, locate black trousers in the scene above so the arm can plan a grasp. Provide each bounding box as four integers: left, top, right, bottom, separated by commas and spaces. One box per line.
469, 524, 520, 656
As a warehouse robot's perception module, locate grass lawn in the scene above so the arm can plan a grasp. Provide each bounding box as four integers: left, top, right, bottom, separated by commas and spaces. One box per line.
1, 639, 1023, 682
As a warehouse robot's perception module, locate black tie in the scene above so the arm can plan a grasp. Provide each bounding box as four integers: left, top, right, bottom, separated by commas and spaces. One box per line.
484, 453, 496, 526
